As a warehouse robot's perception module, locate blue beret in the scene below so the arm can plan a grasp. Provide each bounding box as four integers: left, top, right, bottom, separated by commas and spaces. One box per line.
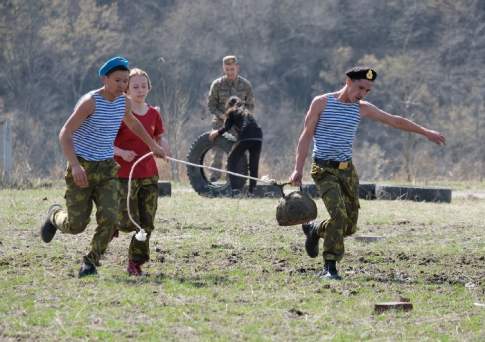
98, 56, 129, 77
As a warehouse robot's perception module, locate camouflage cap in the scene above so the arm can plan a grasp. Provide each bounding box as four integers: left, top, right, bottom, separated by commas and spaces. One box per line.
223, 55, 238, 65
345, 66, 377, 81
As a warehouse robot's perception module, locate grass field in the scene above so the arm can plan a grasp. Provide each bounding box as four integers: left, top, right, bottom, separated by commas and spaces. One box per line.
0, 185, 483, 341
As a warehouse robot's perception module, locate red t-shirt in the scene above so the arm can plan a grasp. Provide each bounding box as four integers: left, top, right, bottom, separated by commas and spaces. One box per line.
114, 106, 164, 179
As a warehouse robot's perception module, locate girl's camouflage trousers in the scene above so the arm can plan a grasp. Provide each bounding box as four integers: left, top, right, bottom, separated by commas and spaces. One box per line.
117, 176, 159, 264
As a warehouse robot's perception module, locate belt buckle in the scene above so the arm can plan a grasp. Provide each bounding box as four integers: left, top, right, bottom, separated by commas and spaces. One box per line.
338, 161, 349, 170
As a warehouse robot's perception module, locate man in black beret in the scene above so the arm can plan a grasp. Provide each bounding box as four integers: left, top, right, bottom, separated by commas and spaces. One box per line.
345, 66, 378, 82
288, 66, 445, 280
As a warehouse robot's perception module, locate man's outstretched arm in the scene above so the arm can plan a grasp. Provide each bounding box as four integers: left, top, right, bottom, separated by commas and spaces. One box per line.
361, 101, 446, 145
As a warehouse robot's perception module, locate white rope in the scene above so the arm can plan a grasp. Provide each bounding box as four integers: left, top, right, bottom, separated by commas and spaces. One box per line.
127, 153, 153, 241
166, 155, 276, 184
128, 152, 277, 241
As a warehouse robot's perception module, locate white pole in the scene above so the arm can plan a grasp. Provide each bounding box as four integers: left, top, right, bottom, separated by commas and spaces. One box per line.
2, 119, 12, 182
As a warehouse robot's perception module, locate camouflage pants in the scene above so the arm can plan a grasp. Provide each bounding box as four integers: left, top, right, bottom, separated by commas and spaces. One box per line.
52, 158, 120, 266
117, 176, 159, 264
311, 162, 360, 262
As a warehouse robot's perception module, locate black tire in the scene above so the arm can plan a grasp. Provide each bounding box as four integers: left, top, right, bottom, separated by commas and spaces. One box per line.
186, 132, 248, 197
157, 181, 172, 197
359, 182, 376, 200
375, 185, 452, 203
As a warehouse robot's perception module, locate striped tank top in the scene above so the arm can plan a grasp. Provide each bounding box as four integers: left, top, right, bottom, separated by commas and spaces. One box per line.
313, 94, 360, 161
72, 91, 126, 161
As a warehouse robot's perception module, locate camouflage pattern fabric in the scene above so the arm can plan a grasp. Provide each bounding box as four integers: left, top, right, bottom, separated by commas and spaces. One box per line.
117, 176, 159, 264
311, 162, 360, 261
208, 75, 255, 128
52, 158, 120, 266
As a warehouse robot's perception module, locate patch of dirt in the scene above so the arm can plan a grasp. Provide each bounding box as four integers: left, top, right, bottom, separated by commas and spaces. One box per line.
346, 251, 484, 286
225, 252, 241, 266
174, 274, 231, 288
425, 272, 472, 285
273, 259, 289, 272
210, 243, 234, 249
290, 266, 320, 275
181, 250, 201, 263
396, 219, 411, 225
287, 308, 307, 318
289, 242, 304, 254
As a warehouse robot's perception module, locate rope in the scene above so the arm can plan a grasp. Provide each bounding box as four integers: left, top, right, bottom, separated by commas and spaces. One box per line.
127, 153, 153, 241
166, 155, 277, 184
128, 152, 281, 241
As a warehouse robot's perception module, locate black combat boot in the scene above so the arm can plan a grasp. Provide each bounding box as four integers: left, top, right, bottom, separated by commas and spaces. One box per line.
302, 222, 320, 258
78, 259, 97, 278
319, 260, 342, 280
40, 204, 62, 243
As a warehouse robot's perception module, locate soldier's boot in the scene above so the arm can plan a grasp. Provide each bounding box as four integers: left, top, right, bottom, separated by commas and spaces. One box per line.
78, 259, 97, 278
127, 260, 143, 276
319, 260, 342, 280
40, 204, 62, 243
302, 222, 320, 258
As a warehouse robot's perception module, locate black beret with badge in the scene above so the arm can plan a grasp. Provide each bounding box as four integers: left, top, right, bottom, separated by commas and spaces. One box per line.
345, 66, 377, 81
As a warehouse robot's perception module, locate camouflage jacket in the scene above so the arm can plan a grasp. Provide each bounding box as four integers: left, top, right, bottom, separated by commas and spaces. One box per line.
208, 75, 255, 119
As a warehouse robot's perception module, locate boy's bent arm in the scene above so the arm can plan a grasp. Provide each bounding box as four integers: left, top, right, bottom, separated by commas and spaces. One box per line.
58, 97, 95, 187
59, 98, 94, 166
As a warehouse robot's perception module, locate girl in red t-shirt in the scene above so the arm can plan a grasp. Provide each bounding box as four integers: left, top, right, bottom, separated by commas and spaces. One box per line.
114, 68, 170, 276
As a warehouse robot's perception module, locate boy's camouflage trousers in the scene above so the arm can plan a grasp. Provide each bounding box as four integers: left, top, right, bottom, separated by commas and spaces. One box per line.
311, 162, 360, 262
117, 176, 159, 264
52, 158, 120, 266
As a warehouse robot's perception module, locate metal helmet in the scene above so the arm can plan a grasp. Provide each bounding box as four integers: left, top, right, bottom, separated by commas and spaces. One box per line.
276, 188, 317, 226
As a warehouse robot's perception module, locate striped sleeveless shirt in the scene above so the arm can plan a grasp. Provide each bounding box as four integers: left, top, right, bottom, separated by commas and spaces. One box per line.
72, 91, 126, 161
313, 94, 360, 161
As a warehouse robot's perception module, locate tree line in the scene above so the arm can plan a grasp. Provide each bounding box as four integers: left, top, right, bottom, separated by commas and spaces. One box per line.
1, 0, 484, 184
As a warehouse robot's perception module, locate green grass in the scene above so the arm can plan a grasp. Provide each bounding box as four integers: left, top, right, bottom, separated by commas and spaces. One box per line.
0, 186, 484, 341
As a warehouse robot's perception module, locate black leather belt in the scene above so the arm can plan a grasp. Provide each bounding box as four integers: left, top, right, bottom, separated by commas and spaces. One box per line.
314, 158, 352, 170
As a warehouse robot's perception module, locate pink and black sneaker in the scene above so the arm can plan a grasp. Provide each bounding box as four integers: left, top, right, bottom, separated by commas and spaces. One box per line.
127, 260, 143, 276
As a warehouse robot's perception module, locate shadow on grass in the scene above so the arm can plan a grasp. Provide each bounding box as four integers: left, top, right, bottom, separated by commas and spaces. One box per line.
107, 272, 233, 288
173, 273, 232, 288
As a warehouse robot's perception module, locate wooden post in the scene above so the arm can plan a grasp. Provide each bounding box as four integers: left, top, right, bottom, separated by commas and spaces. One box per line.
1, 119, 13, 182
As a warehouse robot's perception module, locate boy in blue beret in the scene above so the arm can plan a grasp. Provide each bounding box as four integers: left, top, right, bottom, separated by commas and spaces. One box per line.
289, 65, 445, 280
40, 56, 166, 277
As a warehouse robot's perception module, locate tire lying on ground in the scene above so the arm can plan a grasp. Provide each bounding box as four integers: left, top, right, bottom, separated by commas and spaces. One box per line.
268, 183, 376, 199
375, 185, 452, 203
186, 132, 248, 197
157, 181, 171, 197
359, 182, 376, 200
